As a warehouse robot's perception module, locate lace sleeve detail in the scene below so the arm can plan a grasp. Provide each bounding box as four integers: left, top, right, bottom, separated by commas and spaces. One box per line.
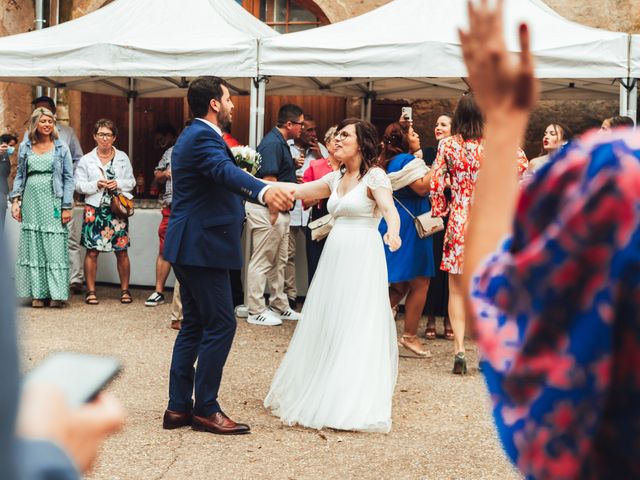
365, 167, 391, 191
319, 170, 339, 191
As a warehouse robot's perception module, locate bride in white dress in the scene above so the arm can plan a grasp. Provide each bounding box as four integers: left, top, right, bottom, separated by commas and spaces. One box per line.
264, 119, 402, 433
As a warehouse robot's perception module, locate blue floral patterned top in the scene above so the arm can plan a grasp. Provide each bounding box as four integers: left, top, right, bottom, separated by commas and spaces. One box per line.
471, 128, 640, 479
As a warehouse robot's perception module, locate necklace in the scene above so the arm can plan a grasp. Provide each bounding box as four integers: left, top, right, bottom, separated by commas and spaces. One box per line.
97, 148, 113, 163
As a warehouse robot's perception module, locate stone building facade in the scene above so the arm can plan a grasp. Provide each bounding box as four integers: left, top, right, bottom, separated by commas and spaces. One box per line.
1, 0, 639, 158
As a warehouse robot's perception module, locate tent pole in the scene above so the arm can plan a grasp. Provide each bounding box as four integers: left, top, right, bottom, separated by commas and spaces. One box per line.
360, 97, 366, 120
619, 81, 628, 117
128, 78, 135, 161
249, 79, 258, 149
35, 0, 45, 97
620, 78, 638, 124
256, 78, 266, 146
628, 81, 638, 124
365, 81, 374, 122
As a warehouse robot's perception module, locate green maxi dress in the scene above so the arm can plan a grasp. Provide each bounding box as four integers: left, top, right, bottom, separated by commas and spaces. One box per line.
15, 150, 69, 301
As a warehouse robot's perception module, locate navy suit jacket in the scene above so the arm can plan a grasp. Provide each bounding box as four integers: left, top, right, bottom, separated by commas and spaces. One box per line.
0, 236, 79, 479
163, 119, 267, 270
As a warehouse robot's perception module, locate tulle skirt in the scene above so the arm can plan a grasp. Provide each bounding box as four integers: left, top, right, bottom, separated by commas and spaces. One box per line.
264, 217, 398, 433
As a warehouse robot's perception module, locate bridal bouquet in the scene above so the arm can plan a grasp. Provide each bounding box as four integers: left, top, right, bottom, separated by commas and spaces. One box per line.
232, 146, 262, 176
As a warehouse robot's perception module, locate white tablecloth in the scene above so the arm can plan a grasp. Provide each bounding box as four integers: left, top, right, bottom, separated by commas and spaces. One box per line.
4, 207, 310, 294
5, 206, 175, 288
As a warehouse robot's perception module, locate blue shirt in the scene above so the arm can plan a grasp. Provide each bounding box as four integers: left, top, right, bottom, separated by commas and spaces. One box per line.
256, 127, 297, 183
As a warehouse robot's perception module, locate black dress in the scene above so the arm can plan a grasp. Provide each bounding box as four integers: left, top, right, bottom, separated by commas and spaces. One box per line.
423, 147, 449, 317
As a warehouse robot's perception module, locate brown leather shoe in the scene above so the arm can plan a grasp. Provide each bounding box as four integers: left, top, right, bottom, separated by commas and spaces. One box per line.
192, 412, 250, 435
162, 409, 192, 429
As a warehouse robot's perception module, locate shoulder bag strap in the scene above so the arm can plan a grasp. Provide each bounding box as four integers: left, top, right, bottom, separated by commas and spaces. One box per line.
392, 194, 417, 220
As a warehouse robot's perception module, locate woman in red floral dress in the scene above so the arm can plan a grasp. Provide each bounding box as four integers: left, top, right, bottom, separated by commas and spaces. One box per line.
431, 94, 528, 374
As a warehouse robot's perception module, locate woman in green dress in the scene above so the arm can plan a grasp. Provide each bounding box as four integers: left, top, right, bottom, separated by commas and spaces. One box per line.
10, 107, 74, 307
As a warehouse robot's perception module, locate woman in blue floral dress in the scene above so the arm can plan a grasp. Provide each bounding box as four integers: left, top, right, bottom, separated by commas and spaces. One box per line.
461, 2, 640, 478
75, 119, 135, 305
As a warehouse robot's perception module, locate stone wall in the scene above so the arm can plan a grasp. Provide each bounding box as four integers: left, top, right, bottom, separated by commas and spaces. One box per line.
1, 0, 639, 159
314, 0, 637, 156
0, 0, 34, 137
315, 0, 640, 31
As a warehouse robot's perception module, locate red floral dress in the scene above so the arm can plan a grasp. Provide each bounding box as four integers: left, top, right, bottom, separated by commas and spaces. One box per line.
430, 135, 527, 274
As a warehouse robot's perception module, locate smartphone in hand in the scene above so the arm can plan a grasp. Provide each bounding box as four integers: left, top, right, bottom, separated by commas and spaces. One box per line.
401, 106, 413, 122
25, 353, 121, 408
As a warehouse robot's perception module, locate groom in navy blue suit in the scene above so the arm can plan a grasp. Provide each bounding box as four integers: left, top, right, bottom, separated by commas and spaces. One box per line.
162, 77, 294, 434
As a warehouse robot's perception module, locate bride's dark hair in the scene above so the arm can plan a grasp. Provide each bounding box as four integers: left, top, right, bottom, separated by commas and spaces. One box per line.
336, 118, 380, 179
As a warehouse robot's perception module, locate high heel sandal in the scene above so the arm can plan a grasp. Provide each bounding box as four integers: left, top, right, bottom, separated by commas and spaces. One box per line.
424, 325, 436, 340
399, 335, 431, 358
424, 319, 436, 340
444, 325, 454, 341
452, 352, 467, 375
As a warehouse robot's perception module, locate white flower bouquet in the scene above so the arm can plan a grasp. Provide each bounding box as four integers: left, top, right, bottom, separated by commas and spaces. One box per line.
231, 146, 262, 176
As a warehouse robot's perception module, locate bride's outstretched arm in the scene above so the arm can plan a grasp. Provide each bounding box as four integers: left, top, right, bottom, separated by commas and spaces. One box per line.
372, 187, 401, 252
267, 179, 331, 202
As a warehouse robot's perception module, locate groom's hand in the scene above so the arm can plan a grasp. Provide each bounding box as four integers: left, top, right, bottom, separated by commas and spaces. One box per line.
264, 186, 295, 212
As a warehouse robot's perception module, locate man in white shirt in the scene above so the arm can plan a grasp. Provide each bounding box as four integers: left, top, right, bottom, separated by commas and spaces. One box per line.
286, 116, 328, 308
29, 96, 85, 294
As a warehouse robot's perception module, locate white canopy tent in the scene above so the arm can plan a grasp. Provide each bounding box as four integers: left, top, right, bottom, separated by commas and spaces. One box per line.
0, 0, 278, 149
259, 0, 635, 120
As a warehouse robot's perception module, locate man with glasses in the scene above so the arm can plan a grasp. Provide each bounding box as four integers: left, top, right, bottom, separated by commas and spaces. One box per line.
246, 104, 305, 326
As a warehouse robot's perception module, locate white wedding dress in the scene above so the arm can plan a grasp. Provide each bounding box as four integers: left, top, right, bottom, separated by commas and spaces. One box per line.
264, 167, 398, 433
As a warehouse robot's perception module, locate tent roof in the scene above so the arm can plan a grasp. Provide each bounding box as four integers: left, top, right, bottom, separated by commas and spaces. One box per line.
0, 0, 276, 97
630, 35, 640, 77
258, 0, 630, 100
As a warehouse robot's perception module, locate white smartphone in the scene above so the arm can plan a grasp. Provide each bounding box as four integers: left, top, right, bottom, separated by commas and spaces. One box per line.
25, 352, 121, 408
401, 106, 413, 121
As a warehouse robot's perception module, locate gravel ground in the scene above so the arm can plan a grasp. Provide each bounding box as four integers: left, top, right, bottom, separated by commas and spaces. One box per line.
18, 286, 521, 480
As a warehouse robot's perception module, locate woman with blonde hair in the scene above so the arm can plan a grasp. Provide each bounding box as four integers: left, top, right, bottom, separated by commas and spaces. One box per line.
528, 122, 572, 174
10, 107, 74, 307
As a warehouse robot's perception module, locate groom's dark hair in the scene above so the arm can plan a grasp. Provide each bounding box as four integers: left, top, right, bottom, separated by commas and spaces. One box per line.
188, 76, 227, 118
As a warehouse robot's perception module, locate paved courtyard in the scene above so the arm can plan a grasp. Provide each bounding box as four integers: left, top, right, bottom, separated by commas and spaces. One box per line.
18, 286, 520, 480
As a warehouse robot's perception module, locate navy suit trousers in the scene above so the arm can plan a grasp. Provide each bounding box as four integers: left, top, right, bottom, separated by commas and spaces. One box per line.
168, 264, 236, 417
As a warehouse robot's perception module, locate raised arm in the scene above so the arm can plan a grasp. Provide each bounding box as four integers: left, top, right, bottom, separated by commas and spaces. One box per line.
459, 0, 537, 294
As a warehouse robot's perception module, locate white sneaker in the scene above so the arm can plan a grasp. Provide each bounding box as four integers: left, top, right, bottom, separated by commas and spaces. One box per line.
247, 310, 282, 326
234, 304, 249, 318
278, 309, 301, 321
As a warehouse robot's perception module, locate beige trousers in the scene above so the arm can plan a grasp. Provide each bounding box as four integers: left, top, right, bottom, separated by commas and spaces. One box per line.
170, 279, 183, 322
245, 203, 290, 315
284, 226, 304, 300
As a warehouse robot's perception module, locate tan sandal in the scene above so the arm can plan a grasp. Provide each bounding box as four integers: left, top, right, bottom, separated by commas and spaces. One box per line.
398, 334, 431, 358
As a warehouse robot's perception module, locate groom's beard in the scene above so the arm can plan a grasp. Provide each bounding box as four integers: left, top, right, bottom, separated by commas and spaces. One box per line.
219, 107, 232, 132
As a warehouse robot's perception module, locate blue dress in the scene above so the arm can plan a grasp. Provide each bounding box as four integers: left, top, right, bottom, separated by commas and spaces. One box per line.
379, 153, 435, 283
